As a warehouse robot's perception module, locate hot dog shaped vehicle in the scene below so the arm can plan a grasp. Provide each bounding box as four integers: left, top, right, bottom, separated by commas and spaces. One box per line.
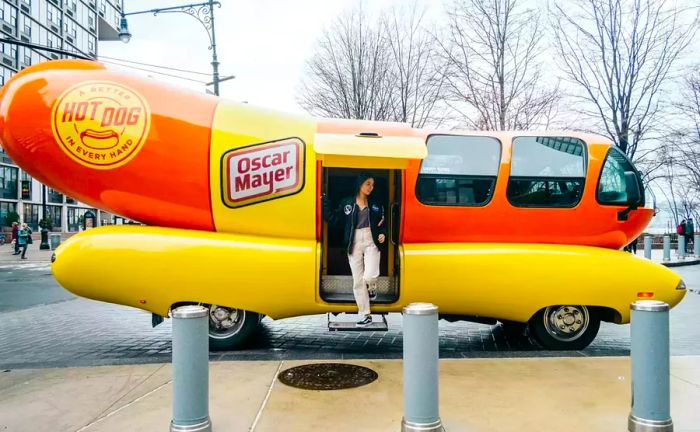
0, 60, 686, 350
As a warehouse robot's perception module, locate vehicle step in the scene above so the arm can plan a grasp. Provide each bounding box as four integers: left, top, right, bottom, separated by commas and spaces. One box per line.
327, 314, 389, 332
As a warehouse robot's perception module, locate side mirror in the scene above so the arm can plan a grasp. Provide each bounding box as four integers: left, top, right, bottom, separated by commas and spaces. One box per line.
624, 172, 641, 205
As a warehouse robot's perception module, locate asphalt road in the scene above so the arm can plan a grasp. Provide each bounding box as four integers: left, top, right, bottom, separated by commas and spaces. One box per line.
0, 261, 698, 369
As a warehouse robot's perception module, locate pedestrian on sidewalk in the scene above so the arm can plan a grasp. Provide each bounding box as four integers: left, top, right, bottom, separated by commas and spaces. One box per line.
629, 236, 638, 254
11, 221, 19, 255
17, 223, 32, 260
686, 218, 695, 253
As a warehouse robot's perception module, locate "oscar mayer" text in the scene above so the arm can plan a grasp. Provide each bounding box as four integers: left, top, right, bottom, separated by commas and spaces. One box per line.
226, 141, 301, 203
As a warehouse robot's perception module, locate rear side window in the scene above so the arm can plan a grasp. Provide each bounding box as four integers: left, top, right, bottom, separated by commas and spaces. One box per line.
597, 147, 642, 205
507, 136, 586, 208
416, 135, 501, 206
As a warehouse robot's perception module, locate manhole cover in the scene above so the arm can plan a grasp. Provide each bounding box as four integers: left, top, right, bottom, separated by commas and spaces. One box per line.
278, 363, 378, 390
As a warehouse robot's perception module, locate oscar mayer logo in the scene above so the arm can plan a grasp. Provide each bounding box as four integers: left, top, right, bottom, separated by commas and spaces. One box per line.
50, 81, 151, 169
222, 138, 305, 208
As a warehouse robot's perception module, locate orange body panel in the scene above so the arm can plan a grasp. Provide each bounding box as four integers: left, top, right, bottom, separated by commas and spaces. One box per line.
0, 60, 217, 231
402, 143, 652, 248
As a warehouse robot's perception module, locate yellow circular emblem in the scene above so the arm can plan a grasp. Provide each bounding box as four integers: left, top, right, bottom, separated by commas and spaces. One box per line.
50, 81, 151, 169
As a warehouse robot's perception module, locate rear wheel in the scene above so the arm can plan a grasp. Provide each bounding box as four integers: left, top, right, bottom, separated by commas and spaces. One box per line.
528, 305, 600, 350
207, 305, 260, 350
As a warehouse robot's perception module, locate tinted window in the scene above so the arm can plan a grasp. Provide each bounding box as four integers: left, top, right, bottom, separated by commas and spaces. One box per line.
417, 135, 501, 206
597, 147, 639, 204
507, 136, 586, 207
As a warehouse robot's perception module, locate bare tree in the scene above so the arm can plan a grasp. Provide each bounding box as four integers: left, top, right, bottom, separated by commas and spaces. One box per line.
298, 4, 446, 127
383, 4, 447, 127
671, 69, 700, 191
440, 0, 560, 130
655, 145, 683, 228
551, 0, 698, 161
298, 6, 395, 121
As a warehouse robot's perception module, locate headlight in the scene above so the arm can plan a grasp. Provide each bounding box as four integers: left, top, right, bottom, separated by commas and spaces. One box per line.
677, 279, 687, 290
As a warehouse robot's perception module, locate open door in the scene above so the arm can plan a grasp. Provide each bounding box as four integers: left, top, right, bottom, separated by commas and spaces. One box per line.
315, 132, 426, 305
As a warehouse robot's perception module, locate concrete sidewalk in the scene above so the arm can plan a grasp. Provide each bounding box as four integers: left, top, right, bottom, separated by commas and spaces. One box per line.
0, 356, 698, 432
0, 242, 54, 264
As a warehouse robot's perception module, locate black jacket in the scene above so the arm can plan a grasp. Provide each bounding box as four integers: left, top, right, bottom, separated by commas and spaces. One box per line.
322, 196, 386, 254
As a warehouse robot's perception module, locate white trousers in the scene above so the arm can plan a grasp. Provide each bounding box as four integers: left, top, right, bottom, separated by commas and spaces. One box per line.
348, 228, 380, 316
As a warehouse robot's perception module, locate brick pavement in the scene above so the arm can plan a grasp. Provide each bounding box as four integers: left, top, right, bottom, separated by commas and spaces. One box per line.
1, 272, 699, 369
1, 248, 699, 369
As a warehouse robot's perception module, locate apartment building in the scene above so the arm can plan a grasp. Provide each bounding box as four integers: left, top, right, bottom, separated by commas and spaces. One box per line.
0, 0, 123, 231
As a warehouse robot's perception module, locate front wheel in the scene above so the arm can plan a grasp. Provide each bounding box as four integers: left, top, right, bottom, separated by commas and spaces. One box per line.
528, 305, 600, 350
207, 305, 261, 350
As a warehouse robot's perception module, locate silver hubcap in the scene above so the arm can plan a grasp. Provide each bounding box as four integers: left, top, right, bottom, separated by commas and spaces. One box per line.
208, 305, 244, 339
543, 305, 590, 342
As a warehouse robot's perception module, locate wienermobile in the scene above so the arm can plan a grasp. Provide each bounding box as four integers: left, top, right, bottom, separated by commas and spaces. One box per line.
0, 60, 686, 350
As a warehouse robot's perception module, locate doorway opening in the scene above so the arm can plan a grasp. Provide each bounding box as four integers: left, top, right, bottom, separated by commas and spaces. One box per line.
320, 167, 401, 304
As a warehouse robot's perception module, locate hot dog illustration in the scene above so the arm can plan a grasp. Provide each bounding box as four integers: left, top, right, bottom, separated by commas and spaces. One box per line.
79, 128, 120, 150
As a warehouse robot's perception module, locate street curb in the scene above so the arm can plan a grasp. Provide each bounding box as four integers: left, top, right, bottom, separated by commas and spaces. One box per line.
662, 259, 700, 267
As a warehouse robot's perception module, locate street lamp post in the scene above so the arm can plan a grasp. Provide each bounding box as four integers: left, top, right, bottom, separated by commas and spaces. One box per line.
118, 0, 226, 95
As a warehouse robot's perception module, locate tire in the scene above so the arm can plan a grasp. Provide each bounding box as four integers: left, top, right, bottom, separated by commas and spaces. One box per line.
528, 305, 600, 350
207, 305, 261, 350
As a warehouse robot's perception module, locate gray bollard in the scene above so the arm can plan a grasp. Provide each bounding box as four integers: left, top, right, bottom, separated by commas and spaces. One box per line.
663, 235, 671, 261
402, 303, 443, 432
644, 236, 652, 260
171, 305, 212, 432
628, 301, 672, 432
678, 235, 686, 260
695, 234, 700, 257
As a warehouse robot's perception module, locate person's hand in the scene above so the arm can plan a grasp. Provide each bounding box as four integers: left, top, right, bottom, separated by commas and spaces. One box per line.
378, 234, 385, 243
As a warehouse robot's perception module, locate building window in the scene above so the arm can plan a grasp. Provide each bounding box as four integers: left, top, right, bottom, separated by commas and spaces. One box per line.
67, 207, 94, 232
88, 37, 95, 53
22, 16, 31, 35
23, 203, 40, 231
507, 136, 586, 208
0, 146, 13, 164
47, 187, 63, 203
20, 171, 31, 199
416, 135, 501, 206
1, 201, 17, 227
46, 205, 61, 228
65, 195, 76, 204
1, 3, 18, 27
0, 165, 18, 199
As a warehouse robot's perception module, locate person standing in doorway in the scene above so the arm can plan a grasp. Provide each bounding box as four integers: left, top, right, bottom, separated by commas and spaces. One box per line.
322, 172, 386, 327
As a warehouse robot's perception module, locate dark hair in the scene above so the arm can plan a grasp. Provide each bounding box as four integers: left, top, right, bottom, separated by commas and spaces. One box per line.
355, 171, 375, 196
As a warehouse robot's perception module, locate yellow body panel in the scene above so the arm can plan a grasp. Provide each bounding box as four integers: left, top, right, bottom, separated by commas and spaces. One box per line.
401, 243, 684, 323
51, 226, 318, 318
209, 101, 318, 239
315, 133, 426, 169
52, 226, 684, 324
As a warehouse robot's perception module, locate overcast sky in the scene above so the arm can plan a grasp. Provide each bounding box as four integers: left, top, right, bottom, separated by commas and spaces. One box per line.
100, 0, 438, 115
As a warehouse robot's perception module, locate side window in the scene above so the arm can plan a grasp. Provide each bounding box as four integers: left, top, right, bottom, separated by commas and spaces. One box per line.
507, 136, 586, 208
597, 147, 642, 205
416, 135, 501, 206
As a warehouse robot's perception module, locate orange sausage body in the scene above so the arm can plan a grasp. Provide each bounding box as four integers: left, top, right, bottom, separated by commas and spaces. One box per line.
0, 60, 217, 230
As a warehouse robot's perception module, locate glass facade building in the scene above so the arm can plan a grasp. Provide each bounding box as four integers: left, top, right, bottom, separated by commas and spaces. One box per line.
0, 0, 120, 232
